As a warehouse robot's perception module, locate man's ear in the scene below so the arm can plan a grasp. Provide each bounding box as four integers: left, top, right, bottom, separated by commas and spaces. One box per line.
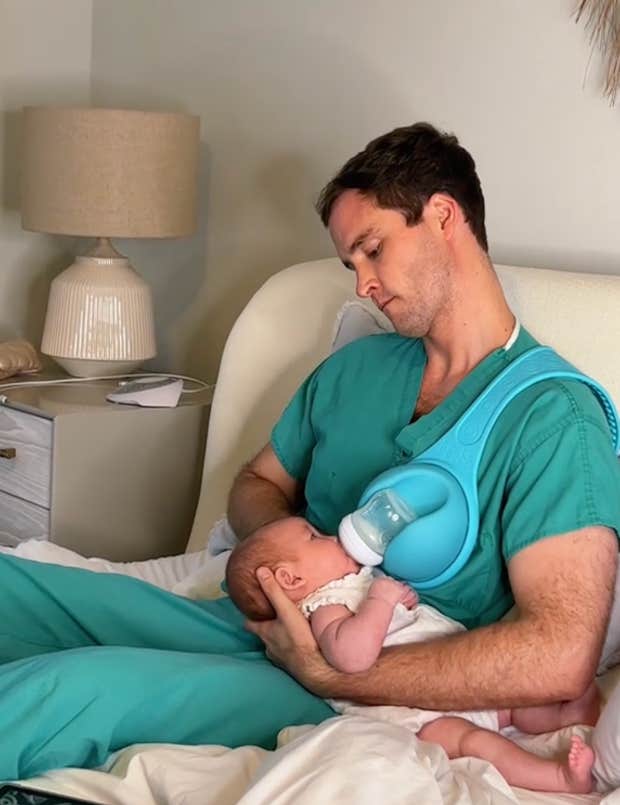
274, 564, 306, 591
426, 193, 458, 239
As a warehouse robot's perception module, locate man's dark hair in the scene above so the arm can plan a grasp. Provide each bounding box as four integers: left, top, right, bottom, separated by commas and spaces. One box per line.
316, 122, 488, 252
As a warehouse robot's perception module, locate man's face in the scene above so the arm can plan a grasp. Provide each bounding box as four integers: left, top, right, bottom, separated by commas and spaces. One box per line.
328, 189, 453, 338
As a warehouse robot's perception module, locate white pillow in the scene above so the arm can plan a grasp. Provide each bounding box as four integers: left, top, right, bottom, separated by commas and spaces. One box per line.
331, 300, 393, 352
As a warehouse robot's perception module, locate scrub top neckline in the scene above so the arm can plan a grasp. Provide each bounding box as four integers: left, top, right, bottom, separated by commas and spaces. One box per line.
396, 323, 533, 460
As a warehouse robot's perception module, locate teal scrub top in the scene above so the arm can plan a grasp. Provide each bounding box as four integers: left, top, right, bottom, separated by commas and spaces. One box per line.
271, 328, 620, 629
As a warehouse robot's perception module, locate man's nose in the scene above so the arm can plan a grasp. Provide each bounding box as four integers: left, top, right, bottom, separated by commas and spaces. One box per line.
355, 264, 379, 298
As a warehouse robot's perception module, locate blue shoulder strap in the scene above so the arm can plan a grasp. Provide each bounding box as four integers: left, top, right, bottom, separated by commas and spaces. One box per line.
422, 346, 619, 466
368, 346, 620, 589
411, 346, 620, 586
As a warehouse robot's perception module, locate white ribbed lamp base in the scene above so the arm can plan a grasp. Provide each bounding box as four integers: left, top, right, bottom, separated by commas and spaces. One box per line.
41, 239, 157, 379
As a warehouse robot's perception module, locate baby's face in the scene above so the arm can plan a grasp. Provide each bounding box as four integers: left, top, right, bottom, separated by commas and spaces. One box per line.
261, 518, 360, 596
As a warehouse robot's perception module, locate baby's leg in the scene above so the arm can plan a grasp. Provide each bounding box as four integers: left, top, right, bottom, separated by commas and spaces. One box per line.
510, 681, 600, 734
418, 717, 594, 793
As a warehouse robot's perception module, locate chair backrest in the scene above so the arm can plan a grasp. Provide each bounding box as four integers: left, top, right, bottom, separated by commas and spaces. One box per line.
186, 258, 620, 551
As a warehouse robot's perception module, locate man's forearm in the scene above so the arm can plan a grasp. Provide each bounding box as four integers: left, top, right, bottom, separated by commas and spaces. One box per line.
312, 614, 600, 711
227, 465, 295, 540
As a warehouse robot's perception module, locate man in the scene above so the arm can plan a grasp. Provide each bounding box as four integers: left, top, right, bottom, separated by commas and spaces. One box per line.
229, 122, 620, 711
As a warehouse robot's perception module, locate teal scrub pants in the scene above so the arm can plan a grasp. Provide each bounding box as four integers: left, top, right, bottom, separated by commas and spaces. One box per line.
0, 554, 333, 780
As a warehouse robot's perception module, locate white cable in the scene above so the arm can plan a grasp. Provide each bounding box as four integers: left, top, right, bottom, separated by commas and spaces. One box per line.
0, 372, 212, 395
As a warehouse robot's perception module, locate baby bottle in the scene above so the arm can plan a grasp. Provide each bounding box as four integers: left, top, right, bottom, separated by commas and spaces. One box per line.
338, 488, 417, 566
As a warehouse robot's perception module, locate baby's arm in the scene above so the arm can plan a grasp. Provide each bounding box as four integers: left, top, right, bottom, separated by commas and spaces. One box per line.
310, 578, 418, 674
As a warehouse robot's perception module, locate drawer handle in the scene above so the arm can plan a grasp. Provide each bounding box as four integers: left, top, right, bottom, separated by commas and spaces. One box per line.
0, 448, 16, 460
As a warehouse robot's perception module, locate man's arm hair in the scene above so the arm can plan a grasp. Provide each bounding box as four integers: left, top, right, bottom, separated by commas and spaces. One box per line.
312, 526, 617, 709
227, 443, 304, 540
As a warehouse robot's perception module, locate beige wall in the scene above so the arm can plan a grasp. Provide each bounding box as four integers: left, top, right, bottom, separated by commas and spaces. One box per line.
0, 0, 93, 346
3, 2, 618, 381
90, 0, 620, 382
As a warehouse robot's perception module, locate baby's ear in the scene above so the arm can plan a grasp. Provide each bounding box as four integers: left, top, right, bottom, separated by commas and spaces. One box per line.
274, 564, 305, 591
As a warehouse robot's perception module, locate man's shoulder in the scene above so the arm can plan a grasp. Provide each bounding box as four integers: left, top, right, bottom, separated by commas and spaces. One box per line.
302, 333, 424, 411
323, 332, 420, 371
504, 376, 612, 433
503, 334, 611, 429
492, 375, 618, 479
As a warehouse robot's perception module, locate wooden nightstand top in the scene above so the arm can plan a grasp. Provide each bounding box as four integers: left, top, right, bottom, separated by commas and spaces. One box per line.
0, 371, 214, 418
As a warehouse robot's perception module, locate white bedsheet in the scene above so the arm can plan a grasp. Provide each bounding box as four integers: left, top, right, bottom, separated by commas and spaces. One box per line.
3, 539, 619, 805
21, 718, 615, 805
0, 539, 216, 592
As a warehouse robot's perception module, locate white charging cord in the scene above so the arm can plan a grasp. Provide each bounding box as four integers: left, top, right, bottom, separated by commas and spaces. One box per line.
0, 372, 212, 395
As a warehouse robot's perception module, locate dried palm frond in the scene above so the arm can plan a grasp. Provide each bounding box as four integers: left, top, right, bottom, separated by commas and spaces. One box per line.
575, 0, 620, 104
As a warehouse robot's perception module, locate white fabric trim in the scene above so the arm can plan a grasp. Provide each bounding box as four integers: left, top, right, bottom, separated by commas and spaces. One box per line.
503, 318, 521, 351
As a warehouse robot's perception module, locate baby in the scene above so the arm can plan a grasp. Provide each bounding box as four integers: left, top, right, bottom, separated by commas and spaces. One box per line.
225, 517, 599, 795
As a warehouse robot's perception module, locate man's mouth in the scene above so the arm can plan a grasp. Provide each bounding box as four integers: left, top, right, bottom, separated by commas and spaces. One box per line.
376, 297, 394, 312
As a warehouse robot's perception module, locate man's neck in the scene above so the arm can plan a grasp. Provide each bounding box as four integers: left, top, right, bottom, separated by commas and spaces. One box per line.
422, 257, 515, 385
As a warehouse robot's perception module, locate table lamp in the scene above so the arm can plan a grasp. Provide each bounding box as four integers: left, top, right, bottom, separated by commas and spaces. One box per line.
20, 106, 200, 377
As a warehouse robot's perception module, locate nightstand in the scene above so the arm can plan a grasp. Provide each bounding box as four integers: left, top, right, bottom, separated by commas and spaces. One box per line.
0, 373, 213, 561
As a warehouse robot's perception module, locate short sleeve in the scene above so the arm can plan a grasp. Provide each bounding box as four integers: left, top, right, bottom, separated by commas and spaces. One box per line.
299, 568, 374, 618
502, 385, 620, 561
270, 369, 319, 481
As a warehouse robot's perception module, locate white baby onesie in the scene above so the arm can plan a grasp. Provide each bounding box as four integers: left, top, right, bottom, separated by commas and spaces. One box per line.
300, 566, 500, 733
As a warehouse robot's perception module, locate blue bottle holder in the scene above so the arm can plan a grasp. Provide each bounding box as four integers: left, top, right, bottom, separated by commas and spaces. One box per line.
359, 463, 470, 587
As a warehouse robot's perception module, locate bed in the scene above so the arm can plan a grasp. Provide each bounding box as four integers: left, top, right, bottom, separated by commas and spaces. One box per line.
7, 257, 620, 804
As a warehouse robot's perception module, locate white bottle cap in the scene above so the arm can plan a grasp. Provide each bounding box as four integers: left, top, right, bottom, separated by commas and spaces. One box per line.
338, 513, 383, 566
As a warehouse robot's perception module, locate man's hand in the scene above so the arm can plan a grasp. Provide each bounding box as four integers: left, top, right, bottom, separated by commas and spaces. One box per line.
244, 567, 337, 695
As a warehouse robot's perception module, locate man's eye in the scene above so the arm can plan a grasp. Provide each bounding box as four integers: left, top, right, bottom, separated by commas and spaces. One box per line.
367, 244, 382, 259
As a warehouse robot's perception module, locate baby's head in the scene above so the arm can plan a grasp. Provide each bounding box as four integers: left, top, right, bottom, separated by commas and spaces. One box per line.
226, 517, 360, 620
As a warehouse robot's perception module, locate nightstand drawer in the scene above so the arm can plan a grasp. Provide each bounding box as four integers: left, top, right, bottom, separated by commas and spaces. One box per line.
0, 489, 49, 545
0, 406, 52, 507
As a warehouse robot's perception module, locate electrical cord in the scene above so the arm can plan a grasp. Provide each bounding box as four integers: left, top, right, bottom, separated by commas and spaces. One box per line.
0, 372, 212, 396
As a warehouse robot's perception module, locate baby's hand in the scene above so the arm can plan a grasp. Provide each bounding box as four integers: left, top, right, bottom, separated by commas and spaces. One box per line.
398, 585, 419, 610
369, 577, 419, 610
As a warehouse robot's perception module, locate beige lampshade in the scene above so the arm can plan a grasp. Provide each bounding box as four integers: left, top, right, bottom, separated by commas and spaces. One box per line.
21, 106, 200, 237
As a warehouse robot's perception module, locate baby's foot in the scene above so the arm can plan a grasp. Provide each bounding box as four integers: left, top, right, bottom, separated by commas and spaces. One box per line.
560, 735, 594, 794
